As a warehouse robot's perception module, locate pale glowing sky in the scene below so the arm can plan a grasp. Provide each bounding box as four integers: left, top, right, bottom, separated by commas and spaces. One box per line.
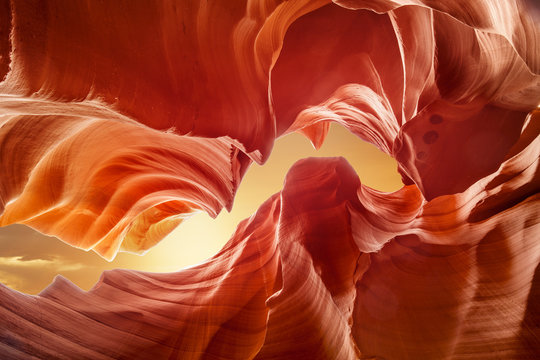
0, 124, 403, 294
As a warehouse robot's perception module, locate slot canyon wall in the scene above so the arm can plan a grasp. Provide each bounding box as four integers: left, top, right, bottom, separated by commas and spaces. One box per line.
0, 0, 539, 359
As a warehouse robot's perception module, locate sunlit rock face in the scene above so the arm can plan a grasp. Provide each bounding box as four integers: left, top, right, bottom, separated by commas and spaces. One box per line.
0, 0, 539, 359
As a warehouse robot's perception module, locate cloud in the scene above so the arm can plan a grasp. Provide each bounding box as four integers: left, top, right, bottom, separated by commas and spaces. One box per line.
15, 254, 56, 262
0, 224, 106, 294
0, 256, 84, 271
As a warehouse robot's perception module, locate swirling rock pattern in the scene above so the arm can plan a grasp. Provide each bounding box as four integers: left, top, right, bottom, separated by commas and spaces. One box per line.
0, 0, 539, 359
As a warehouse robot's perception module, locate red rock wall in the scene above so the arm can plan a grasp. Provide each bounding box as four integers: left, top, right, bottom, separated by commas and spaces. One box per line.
0, 0, 538, 358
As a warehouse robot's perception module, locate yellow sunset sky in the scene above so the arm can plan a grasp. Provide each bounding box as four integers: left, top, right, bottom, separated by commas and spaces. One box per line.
0, 124, 403, 294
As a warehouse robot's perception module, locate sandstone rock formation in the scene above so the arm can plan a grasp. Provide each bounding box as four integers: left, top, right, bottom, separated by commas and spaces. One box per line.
0, 0, 538, 358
